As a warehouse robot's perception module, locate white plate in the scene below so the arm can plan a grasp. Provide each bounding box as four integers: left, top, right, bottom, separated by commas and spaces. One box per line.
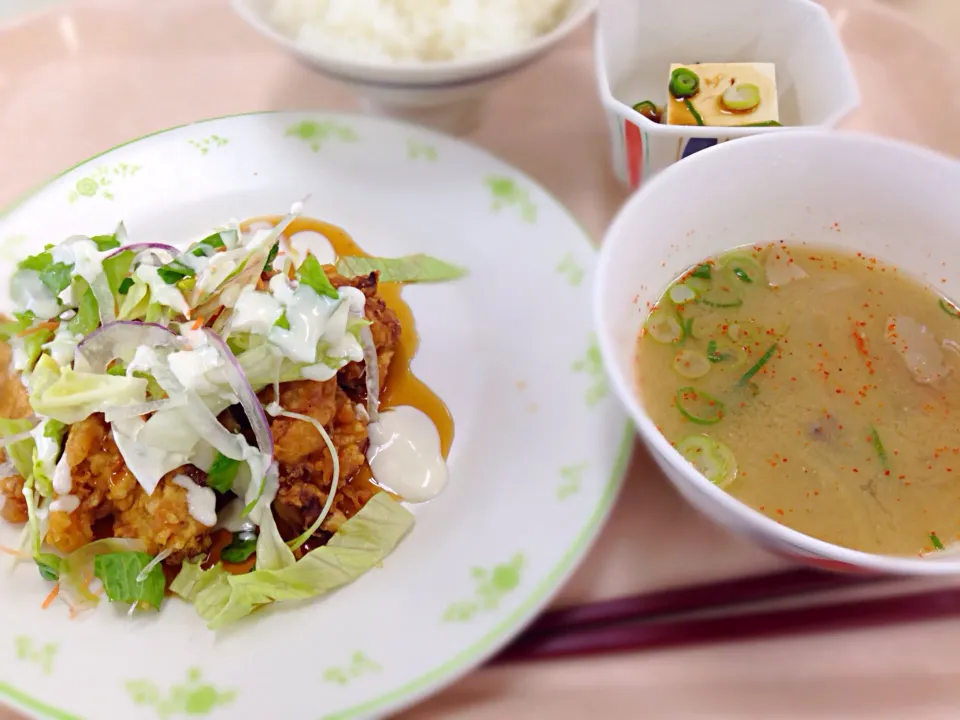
0, 112, 631, 720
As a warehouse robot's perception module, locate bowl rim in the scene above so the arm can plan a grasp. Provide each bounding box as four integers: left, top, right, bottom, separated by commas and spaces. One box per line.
595, 128, 960, 575
230, 0, 597, 85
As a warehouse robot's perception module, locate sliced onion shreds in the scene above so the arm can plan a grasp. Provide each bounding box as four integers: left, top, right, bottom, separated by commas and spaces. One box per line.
359, 324, 380, 422
183, 392, 246, 460
281, 409, 339, 551
107, 243, 180, 268
104, 399, 173, 423
0, 429, 34, 450
74, 321, 179, 374
91, 273, 117, 324
200, 329, 274, 465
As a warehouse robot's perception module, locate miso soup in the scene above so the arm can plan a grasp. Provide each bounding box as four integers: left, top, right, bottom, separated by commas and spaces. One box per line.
636, 242, 960, 556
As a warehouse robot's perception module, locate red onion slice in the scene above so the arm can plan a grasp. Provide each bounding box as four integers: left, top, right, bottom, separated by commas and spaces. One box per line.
74, 321, 180, 374
358, 325, 380, 422
200, 329, 274, 471
107, 243, 180, 268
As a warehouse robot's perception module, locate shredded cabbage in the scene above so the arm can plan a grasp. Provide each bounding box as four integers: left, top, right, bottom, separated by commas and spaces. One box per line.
29, 369, 148, 424
172, 493, 413, 629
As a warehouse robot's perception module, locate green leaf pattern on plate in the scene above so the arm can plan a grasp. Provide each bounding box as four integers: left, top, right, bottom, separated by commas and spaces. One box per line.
187, 135, 229, 155
322, 652, 382, 686
14, 636, 57, 675
558, 462, 587, 500
443, 553, 525, 622
407, 139, 438, 161
485, 176, 537, 223
67, 163, 142, 203
125, 667, 236, 718
556, 252, 584, 287
285, 120, 358, 152
572, 335, 608, 407
0, 233, 27, 262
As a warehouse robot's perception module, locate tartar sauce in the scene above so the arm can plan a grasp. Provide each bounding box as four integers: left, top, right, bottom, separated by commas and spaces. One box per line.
366, 406, 447, 503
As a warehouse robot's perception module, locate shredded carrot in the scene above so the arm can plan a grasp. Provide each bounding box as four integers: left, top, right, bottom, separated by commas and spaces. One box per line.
41, 583, 60, 609
191, 316, 205, 331
0, 545, 30, 559
17, 320, 59, 338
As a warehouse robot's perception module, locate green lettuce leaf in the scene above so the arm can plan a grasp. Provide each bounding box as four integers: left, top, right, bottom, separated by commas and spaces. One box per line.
93, 551, 165, 610
30, 369, 148, 424
67, 286, 100, 336
20, 329, 53, 371
298, 255, 339, 299
0, 417, 36, 479
59, 538, 146, 608
39, 262, 73, 296
172, 493, 414, 629
206, 452, 241, 493
32, 418, 67, 497
90, 233, 121, 252
336, 254, 467, 284
118, 277, 150, 320
103, 249, 135, 297
0, 311, 35, 341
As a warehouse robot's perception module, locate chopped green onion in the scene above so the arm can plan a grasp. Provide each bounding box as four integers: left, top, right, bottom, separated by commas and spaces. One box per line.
869, 426, 889, 471
632, 101, 662, 123
721, 254, 764, 285
676, 434, 738, 488
691, 264, 712, 280
738, 342, 778, 386
930, 533, 945, 551
675, 386, 725, 425
740, 120, 782, 127
721, 83, 761, 112
263, 241, 281, 273
669, 67, 700, 99
678, 313, 694, 341
701, 283, 743, 308
673, 350, 711, 379
117, 278, 135, 295
645, 308, 683, 344
668, 283, 697, 305
939, 298, 960, 319
274, 312, 290, 330
684, 99, 705, 126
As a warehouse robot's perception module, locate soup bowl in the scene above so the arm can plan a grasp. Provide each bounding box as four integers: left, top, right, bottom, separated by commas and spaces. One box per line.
595, 129, 960, 575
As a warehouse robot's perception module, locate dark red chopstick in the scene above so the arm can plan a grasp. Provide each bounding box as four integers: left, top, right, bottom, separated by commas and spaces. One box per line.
518, 567, 887, 639
493, 581, 956, 664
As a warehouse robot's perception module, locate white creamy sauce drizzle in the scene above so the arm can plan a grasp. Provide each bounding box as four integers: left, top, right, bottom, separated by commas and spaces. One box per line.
10, 270, 60, 320
366, 406, 447, 503
49, 494, 80, 514
43, 325, 82, 367
136, 264, 190, 315
232, 286, 283, 335
268, 275, 340, 363
52, 453, 72, 494
172, 474, 217, 527
52, 236, 106, 285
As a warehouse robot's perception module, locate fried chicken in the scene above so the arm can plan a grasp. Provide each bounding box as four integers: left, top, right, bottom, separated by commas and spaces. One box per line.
113, 466, 213, 562
0, 339, 32, 524
260, 380, 377, 539
45, 414, 213, 561
328, 271, 402, 404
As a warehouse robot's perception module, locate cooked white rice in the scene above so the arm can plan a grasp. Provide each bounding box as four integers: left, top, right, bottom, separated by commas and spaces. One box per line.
269, 0, 573, 63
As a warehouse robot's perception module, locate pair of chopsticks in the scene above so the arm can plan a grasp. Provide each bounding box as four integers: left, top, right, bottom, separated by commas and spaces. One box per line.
491, 568, 960, 664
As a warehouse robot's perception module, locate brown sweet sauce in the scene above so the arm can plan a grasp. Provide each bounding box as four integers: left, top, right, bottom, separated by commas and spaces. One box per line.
208, 215, 454, 572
